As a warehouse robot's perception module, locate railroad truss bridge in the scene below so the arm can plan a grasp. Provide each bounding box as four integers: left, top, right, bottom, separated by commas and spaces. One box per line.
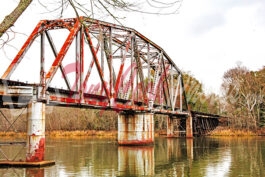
0, 17, 219, 164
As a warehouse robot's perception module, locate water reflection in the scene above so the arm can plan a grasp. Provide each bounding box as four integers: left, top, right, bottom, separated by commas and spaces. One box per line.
118, 146, 154, 176
1, 137, 265, 176
154, 138, 191, 176
204, 149, 231, 177
26, 168, 44, 177
46, 138, 118, 177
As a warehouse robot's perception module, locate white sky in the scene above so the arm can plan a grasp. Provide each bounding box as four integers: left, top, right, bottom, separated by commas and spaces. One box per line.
0, 0, 265, 95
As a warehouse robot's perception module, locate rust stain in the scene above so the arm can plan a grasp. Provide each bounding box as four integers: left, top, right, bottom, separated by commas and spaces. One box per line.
26, 137, 45, 162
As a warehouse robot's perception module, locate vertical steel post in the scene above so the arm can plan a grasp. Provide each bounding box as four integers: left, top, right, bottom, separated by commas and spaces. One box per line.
100, 27, 104, 95
40, 32, 45, 99
147, 43, 150, 98
170, 66, 174, 111
130, 32, 135, 104
109, 27, 113, 98
179, 75, 183, 112
80, 27, 84, 102
26, 101, 45, 162
76, 28, 84, 102
76, 29, 81, 93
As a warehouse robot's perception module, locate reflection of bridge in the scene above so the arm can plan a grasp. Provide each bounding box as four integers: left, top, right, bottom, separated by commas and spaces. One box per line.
0, 17, 219, 165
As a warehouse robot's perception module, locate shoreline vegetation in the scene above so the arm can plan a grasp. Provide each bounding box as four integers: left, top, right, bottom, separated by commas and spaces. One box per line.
1, 126, 265, 138
0, 107, 264, 138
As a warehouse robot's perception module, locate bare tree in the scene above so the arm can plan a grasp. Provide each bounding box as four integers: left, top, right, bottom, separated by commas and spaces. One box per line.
222, 65, 265, 129
0, 0, 183, 39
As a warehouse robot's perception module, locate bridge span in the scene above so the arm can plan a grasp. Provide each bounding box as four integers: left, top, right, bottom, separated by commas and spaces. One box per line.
0, 17, 219, 165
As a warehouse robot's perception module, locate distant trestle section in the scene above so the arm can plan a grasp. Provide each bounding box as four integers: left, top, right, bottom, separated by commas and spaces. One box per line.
191, 111, 219, 136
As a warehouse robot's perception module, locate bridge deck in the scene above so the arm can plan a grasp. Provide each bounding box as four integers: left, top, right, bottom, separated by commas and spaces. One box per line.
0, 79, 190, 117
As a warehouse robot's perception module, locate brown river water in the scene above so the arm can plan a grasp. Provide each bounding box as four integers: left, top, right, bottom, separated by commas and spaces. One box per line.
0, 136, 265, 176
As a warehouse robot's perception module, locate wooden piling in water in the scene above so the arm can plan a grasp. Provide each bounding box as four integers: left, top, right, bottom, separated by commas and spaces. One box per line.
0, 160, 55, 168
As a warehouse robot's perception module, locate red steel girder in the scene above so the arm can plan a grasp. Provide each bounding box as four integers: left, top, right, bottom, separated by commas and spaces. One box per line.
1, 17, 188, 114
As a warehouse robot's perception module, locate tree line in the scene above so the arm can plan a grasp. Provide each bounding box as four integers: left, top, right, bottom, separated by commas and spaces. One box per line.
222, 65, 265, 130
183, 65, 265, 130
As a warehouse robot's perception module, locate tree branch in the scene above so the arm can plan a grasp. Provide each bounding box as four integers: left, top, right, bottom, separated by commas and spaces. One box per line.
0, 0, 32, 38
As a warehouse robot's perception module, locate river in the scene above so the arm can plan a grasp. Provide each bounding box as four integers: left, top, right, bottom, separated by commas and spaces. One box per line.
1, 136, 265, 176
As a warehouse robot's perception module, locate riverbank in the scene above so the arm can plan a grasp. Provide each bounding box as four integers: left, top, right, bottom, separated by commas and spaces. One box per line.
208, 127, 255, 136
208, 126, 265, 136
0, 130, 163, 138
47, 130, 118, 138
0, 127, 264, 138
0, 130, 118, 138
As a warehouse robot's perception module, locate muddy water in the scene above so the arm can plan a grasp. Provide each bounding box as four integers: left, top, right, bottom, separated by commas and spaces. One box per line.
1, 137, 265, 176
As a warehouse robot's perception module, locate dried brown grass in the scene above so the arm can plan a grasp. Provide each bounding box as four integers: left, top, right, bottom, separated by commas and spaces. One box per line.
0, 130, 117, 138
46, 130, 117, 138
209, 127, 256, 136
0, 131, 26, 137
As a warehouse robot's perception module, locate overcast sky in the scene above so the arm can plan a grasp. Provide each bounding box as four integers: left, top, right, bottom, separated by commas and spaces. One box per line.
122, 0, 265, 94
1, 0, 265, 95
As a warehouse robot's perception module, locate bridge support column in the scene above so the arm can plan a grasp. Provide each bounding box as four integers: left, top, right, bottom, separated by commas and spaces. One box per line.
186, 114, 193, 138
118, 112, 154, 145
26, 101, 45, 162
167, 117, 181, 137
167, 116, 174, 137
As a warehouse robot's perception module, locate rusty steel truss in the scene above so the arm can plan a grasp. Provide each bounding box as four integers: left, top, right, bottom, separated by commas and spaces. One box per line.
1, 17, 188, 116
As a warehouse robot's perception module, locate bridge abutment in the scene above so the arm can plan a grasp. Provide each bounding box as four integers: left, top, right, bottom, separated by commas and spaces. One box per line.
26, 101, 45, 162
118, 112, 154, 145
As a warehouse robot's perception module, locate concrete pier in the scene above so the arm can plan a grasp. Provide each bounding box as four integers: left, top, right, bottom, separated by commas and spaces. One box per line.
118, 112, 154, 145
26, 101, 46, 162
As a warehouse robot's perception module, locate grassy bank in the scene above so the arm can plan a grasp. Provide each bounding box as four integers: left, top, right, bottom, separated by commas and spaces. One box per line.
47, 130, 118, 138
208, 126, 257, 136
0, 130, 164, 138
1, 127, 263, 138
0, 130, 118, 138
